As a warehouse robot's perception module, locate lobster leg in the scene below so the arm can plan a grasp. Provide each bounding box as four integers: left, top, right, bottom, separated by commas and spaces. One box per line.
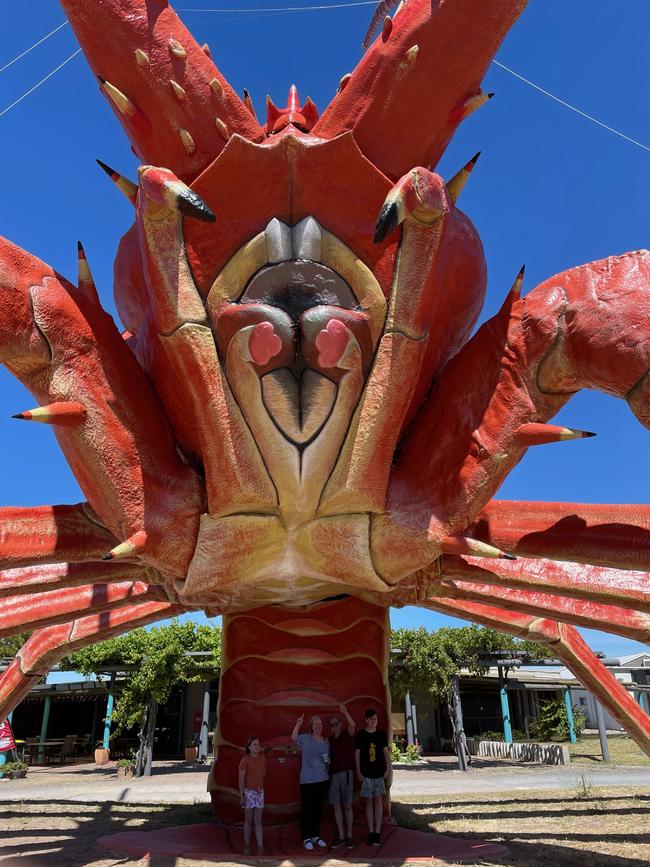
375, 250, 650, 579
0, 236, 202, 575
418, 595, 650, 755
131, 167, 277, 516
0, 504, 118, 570
440, 554, 650, 614
0, 600, 183, 722
434, 573, 650, 643
0, 581, 168, 637
0, 561, 147, 599
469, 500, 650, 572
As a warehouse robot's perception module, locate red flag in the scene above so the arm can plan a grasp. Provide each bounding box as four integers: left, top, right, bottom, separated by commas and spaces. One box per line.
0, 720, 15, 752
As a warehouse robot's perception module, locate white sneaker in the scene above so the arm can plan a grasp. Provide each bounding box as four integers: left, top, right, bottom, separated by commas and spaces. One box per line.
313, 837, 327, 848
303, 839, 314, 851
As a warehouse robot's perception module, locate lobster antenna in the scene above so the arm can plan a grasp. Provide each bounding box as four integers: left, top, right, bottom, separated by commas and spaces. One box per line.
363, 0, 401, 49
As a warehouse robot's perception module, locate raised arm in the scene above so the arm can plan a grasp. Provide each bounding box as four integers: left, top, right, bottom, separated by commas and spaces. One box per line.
340, 703, 355, 736
291, 713, 304, 743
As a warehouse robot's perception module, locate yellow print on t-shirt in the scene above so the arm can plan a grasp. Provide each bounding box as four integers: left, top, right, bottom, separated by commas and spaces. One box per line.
369, 742, 376, 763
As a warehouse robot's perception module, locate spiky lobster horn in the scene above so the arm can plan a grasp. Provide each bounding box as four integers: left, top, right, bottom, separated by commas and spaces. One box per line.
59, 0, 264, 182
313, 0, 528, 180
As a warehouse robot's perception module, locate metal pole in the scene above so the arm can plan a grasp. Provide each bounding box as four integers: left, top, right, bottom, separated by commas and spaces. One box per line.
594, 699, 610, 762
411, 703, 418, 744
520, 690, 530, 739
103, 673, 116, 750
176, 684, 186, 756
199, 681, 210, 761
498, 666, 512, 744
90, 697, 99, 748
563, 688, 577, 743
38, 696, 52, 763
405, 690, 414, 746
450, 675, 468, 772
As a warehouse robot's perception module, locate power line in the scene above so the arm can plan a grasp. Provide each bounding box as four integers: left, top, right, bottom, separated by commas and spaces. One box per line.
177, 2, 376, 11
0, 49, 81, 119
492, 59, 650, 154
0, 20, 69, 75
0, 12, 647, 157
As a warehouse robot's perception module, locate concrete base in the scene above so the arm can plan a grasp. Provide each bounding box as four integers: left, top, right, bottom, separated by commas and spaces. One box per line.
99, 820, 508, 863
466, 738, 570, 765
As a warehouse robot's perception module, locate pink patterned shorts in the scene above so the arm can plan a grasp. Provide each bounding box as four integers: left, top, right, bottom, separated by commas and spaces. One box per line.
243, 788, 264, 810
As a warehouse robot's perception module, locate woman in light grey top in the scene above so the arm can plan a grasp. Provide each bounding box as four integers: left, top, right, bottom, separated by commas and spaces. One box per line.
291, 713, 330, 850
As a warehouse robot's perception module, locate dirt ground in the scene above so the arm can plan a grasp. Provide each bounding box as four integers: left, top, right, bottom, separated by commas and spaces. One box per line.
1, 786, 648, 867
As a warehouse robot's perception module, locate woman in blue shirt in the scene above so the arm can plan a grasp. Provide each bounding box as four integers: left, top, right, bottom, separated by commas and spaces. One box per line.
291, 713, 330, 850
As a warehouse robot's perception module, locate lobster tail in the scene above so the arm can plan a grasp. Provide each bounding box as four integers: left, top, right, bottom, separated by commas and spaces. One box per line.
313, 0, 528, 180
59, 0, 263, 182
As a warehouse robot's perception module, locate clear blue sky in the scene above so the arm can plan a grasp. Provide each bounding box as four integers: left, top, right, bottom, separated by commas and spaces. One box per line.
0, 1, 648, 659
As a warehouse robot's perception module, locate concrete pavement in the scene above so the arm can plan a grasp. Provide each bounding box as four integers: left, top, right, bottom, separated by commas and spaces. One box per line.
0, 757, 647, 804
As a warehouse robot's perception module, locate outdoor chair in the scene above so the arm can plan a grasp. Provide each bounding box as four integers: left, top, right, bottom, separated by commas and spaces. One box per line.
49, 734, 78, 765
23, 737, 39, 765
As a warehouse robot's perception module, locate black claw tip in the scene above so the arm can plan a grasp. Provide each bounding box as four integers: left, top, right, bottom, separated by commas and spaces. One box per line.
10, 413, 24, 420
177, 188, 216, 223
502, 552, 517, 561
373, 201, 399, 245
101, 553, 114, 561
583, 431, 597, 438
96, 158, 113, 176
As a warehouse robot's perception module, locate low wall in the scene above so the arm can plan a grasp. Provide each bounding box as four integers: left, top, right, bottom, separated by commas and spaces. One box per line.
466, 738, 570, 765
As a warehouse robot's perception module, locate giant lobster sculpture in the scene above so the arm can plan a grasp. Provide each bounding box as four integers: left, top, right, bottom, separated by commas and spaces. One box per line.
0, 0, 648, 820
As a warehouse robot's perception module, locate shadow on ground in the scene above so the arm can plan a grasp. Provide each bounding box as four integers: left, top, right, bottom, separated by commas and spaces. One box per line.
1, 788, 649, 866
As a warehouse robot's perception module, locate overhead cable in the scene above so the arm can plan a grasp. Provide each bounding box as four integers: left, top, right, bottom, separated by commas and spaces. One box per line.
0, 49, 81, 119
0, 20, 69, 75
492, 59, 650, 154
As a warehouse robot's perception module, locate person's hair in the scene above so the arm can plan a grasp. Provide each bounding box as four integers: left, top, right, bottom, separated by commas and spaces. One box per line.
245, 735, 260, 753
309, 715, 323, 733
364, 708, 378, 719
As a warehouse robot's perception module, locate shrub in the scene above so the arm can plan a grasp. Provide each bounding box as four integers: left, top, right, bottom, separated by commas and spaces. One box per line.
390, 740, 401, 762
0, 761, 28, 778
116, 758, 135, 768
530, 698, 587, 741
405, 743, 422, 763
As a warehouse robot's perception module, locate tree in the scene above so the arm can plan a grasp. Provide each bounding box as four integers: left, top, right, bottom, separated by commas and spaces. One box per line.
390, 625, 548, 764
390, 624, 545, 704
61, 620, 221, 776
0, 634, 30, 658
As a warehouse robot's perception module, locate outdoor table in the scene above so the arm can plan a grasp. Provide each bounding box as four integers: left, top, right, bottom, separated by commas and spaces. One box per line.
25, 740, 66, 765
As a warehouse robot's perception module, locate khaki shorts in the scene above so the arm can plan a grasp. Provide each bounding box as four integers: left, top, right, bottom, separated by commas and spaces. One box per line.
360, 776, 385, 798
329, 769, 354, 805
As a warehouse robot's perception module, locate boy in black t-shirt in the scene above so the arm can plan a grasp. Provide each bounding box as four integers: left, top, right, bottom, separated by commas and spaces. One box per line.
354, 708, 391, 847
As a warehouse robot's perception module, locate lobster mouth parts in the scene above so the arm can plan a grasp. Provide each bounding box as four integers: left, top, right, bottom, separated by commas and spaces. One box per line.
210, 216, 386, 452
261, 366, 337, 446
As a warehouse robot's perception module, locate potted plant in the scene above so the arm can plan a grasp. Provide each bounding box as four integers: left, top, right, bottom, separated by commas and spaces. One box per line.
116, 758, 136, 780
0, 761, 28, 780
184, 740, 198, 763
94, 741, 110, 765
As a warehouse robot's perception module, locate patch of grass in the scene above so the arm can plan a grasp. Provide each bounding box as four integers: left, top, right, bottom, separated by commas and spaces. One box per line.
393, 786, 650, 866
569, 735, 650, 766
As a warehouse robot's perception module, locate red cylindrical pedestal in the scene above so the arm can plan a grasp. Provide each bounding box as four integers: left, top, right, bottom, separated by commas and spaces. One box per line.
209, 597, 391, 823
